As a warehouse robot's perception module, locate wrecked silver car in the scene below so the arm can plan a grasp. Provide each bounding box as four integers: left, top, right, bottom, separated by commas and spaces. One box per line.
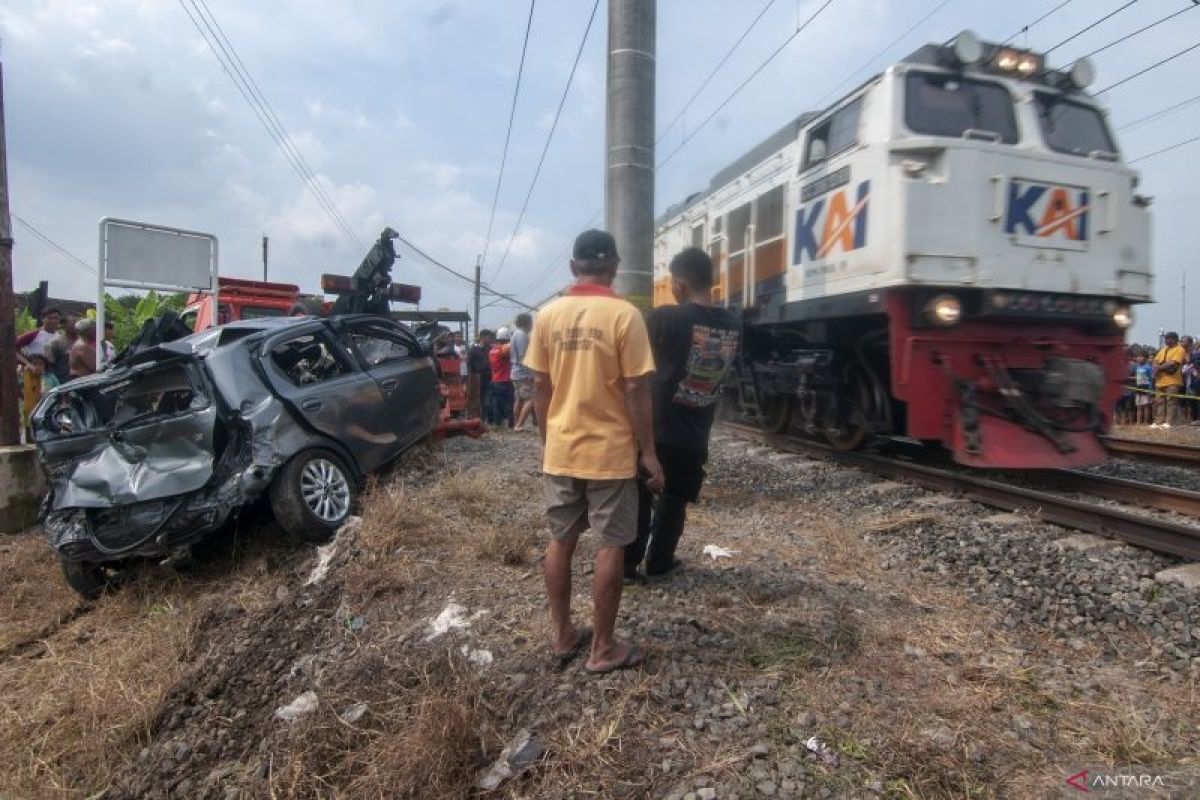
32, 314, 441, 598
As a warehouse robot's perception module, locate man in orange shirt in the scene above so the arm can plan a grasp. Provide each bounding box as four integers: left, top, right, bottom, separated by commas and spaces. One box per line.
525, 229, 664, 674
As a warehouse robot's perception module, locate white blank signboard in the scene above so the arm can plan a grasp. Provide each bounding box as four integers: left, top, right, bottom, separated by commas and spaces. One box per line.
101, 218, 216, 291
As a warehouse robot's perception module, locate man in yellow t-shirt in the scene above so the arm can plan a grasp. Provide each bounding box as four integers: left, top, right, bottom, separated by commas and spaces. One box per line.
524, 229, 664, 674
1151, 331, 1187, 428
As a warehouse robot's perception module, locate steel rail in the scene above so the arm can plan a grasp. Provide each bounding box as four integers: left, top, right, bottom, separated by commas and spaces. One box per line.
720, 423, 1200, 561
1102, 435, 1200, 466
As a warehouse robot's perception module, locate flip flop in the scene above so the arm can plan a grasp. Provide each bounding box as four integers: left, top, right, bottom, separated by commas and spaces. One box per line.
553, 627, 592, 667
584, 643, 645, 675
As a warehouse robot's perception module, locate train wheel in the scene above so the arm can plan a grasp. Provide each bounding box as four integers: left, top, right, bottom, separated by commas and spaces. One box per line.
760, 395, 793, 434
823, 366, 870, 451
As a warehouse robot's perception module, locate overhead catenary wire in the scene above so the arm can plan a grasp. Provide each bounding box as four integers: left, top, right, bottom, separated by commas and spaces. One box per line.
488, 0, 601, 286
655, 0, 782, 147
1117, 91, 1200, 132
180, 0, 364, 252
392, 233, 537, 311
1044, 0, 1142, 56
1129, 133, 1200, 163
814, 0, 955, 109
12, 214, 96, 275
480, 0, 536, 269
657, 0, 838, 171
1001, 0, 1072, 46
1071, 2, 1198, 62
1095, 40, 1200, 95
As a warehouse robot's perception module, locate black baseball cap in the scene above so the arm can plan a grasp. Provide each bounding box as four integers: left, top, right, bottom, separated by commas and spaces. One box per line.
572, 229, 619, 262
1166, 331, 1180, 340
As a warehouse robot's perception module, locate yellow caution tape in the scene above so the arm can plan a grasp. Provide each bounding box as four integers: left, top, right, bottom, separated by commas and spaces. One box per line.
1125, 385, 1194, 400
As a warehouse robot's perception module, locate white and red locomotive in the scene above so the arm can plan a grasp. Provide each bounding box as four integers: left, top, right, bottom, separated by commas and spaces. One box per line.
653, 31, 1151, 468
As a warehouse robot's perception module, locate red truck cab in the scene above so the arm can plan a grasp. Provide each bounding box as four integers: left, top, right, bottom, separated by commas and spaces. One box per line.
182, 277, 315, 331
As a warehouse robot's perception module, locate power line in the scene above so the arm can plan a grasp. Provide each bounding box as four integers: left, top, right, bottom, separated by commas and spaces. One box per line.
1001, 0, 1072, 46
656, 0, 782, 147
814, 0, 955, 109
1096, 40, 1200, 95
488, 0, 601, 286
392, 233, 536, 311
1072, 2, 1198, 62
11, 214, 96, 275
480, 0, 536, 269
191, 0, 363, 251
1118, 91, 1200, 132
180, 0, 364, 252
1044, 0, 1141, 56
1129, 133, 1200, 163
657, 0, 838, 171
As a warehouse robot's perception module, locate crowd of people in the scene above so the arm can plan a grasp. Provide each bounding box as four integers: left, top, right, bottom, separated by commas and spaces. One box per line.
1116, 331, 1200, 428
14, 307, 115, 439
464, 313, 537, 431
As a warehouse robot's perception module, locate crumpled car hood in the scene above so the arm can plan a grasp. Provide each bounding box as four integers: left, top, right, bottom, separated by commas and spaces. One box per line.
48, 409, 217, 509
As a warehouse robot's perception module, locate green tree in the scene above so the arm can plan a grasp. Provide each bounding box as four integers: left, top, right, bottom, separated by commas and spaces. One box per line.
103, 291, 185, 351
15, 307, 37, 336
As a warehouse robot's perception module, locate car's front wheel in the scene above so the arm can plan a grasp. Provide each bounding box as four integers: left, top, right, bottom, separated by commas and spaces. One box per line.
60, 557, 109, 600
269, 449, 355, 543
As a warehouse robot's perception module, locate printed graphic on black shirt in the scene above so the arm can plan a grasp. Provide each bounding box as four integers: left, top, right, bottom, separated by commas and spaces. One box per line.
673, 326, 739, 408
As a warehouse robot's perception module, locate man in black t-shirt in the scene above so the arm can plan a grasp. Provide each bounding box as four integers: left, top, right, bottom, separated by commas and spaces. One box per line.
625, 247, 740, 580
467, 329, 494, 421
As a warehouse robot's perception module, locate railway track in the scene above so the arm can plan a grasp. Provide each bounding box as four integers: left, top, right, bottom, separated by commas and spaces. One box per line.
719, 422, 1200, 562
1102, 435, 1200, 466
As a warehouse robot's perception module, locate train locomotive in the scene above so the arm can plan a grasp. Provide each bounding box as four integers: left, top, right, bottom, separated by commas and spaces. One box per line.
653, 30, 1152, 469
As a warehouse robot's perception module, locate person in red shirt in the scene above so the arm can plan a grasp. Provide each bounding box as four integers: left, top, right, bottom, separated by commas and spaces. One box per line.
488, 327, 514, 428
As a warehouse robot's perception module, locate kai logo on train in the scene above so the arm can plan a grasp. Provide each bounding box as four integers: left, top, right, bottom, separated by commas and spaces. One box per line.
793, 180, 870, 263
1005, 180, 1090, 246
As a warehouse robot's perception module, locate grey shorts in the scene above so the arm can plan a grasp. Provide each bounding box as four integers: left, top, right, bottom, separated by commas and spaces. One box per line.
543, 475, 638, 548
514, 377, 535, 401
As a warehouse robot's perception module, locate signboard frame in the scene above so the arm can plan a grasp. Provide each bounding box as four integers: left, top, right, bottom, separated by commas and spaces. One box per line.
96, 217, 219, 365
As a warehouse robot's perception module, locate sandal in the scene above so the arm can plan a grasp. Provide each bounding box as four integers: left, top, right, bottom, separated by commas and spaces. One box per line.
553, 627, 592, 667
584, 642, 645, 675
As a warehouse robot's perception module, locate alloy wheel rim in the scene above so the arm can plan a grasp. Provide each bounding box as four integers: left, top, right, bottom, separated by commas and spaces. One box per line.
300, 458, 351, 523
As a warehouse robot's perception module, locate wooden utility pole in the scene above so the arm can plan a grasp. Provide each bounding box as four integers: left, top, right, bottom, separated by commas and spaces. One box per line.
473, 254, 481, 341
606, 0, 655, 306
0, 58, 20, 445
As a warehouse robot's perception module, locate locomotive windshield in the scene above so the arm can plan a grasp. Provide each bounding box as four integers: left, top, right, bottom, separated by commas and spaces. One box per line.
1033, 93, 1117, 157
904, 72, 1018, 143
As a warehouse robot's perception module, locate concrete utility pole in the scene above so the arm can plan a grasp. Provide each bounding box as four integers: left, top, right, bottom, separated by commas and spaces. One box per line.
606, 0, 655, 306
473, 255, 482, 341
0, 58, 19, 445
262, 234, 269, 281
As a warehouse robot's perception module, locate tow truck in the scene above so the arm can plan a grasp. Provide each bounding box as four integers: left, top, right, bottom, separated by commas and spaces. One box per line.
183, 228, 481, 437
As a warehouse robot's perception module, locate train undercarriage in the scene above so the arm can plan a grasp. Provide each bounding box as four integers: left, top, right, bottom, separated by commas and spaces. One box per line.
727, 289, 1126, 469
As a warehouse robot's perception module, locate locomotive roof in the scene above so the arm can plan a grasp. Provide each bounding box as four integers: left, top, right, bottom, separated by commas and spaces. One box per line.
658, 110, 818, 225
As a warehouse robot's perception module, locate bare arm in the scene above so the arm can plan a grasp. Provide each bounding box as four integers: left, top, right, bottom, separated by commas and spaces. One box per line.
533, 369, 553, 446
624, 375, 663, 491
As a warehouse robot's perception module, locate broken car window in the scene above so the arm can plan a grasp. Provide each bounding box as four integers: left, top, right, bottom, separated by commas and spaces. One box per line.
346, 329, 414, 368
270, 334, 349, 386
39, 364, 206, 435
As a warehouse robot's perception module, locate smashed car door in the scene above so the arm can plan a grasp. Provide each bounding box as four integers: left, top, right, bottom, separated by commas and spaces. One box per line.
36, 358, 218, 509
338, 320, 441, 450
258, 323, 403, 473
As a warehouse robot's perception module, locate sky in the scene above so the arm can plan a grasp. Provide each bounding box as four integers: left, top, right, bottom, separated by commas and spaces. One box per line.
1, 0, 1196, 342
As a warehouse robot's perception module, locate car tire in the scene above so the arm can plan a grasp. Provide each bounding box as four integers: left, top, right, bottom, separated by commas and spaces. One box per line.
269, 449, 355, 544
60, 557, 109, 600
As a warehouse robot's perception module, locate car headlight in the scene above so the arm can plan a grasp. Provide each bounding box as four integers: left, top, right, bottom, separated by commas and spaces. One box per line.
1112, 306, 1133, 329
926, 294, 962, 326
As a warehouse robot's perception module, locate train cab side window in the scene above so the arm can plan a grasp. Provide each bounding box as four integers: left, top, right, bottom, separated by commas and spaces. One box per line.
904, 72, 1018, 144
802, 97, 863, 169
691, 224, 705, 248
727, 204, 752, 254
755, 185, 785, 242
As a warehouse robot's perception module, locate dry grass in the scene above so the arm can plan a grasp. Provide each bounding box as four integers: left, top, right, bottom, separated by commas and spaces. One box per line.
270, 650, 489, 799
0, 529, 291, 798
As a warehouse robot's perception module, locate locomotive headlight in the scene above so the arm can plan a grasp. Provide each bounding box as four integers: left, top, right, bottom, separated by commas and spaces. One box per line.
996, 49, 1019, 71
1017, 54, 1041, 76
927, 294, 962, 326
1112, 306, 1134, 329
